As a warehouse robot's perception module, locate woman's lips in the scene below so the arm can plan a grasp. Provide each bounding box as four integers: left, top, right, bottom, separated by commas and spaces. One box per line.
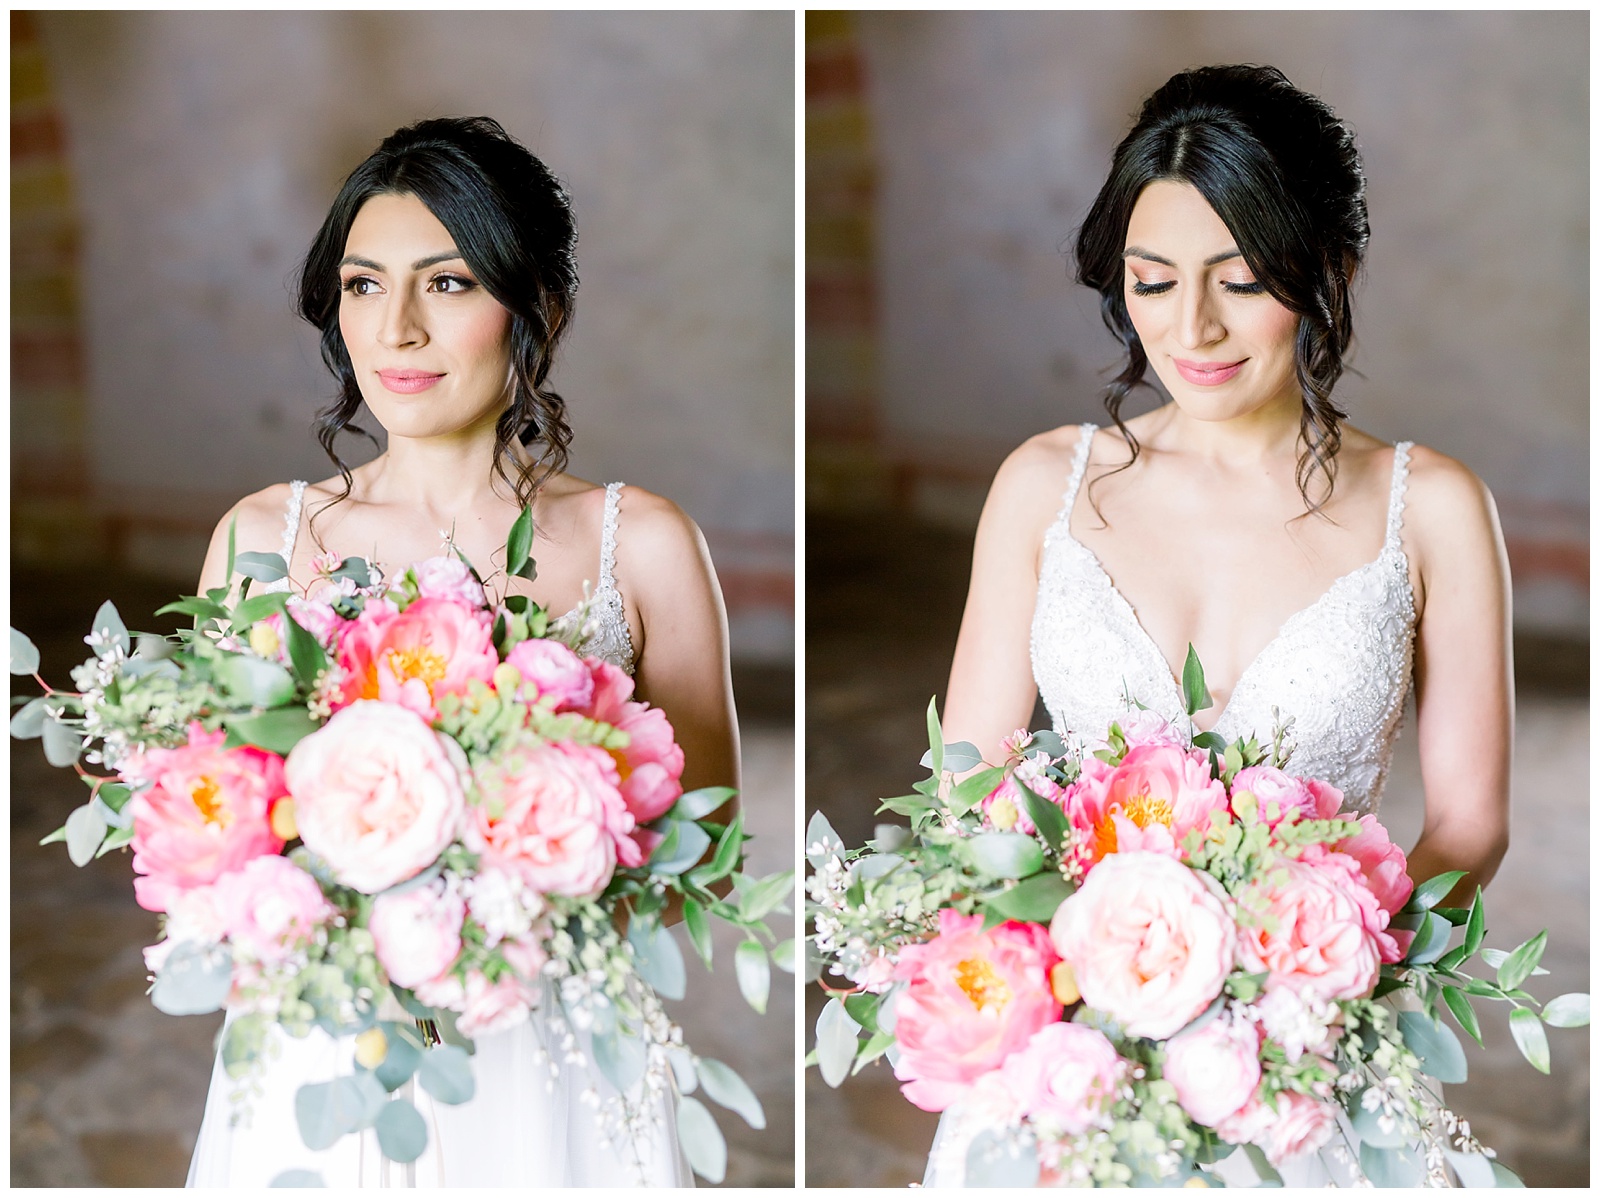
377, 370, 445, 394
1172, 358, 1245, 386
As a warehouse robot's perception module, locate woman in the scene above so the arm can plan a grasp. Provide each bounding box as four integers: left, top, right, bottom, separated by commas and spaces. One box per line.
187, 117, 736, 1186
935, 65, 1511, 1185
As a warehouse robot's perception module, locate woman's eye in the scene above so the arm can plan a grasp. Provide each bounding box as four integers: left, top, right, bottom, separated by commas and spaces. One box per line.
1223, 281, 1266, 296
340, 276, 378, 297
430, 274, 475, 294
1130, 279, 1175, 297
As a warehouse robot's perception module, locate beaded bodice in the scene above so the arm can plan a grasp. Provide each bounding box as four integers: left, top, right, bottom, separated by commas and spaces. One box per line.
1029, 426, 1417, 817
267, 479, 636, 676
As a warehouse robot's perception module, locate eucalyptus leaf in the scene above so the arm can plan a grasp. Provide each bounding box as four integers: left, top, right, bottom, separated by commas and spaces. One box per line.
629, 920, 687, 1001
1402, 910, 1451, 966
374, 1096, 428, 1163
668, 1045, 698, 1094
221, 1012, 267, 1080
980, 871, 1074, 925
815, 998, 859, 1087
152, 942, 233, 1015
672, 786, 736, 821
417, 1045, 475, 1104
10, 627, 40, 675
696, 1057, 765, 1129
10, 696, 49, 739
1360, 1142, 1423, 1186
214, 654, 296, 709
871, 823, 911, 853
964, 1128, 1040, 1187
1181, 643, 1213, 716
961, 832, 1044, 881
157, 595, 231, 623
1443, 1148, 1498, 1188
1490, 1161, 1526, 1186
91, 601, 131, 657
1540, 992, 1589, 1028
1508, 1007, 1550, 1073
919, 740, 983, 773
649, 820, 711, 876
676, 1094, 727, 1184
594, 1019, 648, 1091
1398, 1010, 1468, 1084
42, 716, 83, 767
1241, 1143, 1283, 1186
1346, 1088, 1406, 1148
235, 551, 288, 583
735, 940, 770, 1014
226, 708, 320, 756
803, 938, 824, 985
269, 1170, 326, 1187
375, 1025, 423, 1091
805, 809, 844, 869
293, 1074, 385, 1151
64, 802, 107, 867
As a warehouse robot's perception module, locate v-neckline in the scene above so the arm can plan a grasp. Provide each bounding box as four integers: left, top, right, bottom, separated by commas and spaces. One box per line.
1059, 528, 1401, 734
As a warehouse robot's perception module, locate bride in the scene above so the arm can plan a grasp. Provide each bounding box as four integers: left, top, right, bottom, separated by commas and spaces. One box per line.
186, 116, 737, 1186
935, 65, 1511, 1185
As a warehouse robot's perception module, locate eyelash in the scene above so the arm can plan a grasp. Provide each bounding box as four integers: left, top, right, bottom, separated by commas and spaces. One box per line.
1129, 280, 1266, 297
339, 274, 477, 297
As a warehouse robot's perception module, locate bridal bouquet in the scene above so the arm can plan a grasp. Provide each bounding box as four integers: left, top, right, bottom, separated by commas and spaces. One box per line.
12, 509, 792, 1186
806, 650, 1586, 1187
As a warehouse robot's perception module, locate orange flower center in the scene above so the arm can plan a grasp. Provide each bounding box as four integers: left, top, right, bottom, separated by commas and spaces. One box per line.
954, 958, 1010, 1012
384, 645, 449, 691
1092, 787, 1175, 859
191, 776, 229, 827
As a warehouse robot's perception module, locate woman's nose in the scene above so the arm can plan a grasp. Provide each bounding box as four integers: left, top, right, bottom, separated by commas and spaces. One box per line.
1176, 283, 1225, 349
377, 288, 427, 350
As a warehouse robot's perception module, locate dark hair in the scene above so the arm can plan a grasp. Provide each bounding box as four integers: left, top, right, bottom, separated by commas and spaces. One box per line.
1074, 64, 1369, 514
297, 115, 578, 519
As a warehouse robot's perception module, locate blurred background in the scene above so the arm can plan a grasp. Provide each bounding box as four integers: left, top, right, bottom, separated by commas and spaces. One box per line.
11, 10, 794, 1186
806, 9, 1587, 1186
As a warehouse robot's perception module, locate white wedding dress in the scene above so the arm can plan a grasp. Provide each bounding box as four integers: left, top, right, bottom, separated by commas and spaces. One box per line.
186, 481, 690, 1187
926, 426, 1421, 1187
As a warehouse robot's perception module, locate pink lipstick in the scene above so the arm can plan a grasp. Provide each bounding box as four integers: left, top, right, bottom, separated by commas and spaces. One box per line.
1172, 358, 1245, 387
378, 369, 445, 394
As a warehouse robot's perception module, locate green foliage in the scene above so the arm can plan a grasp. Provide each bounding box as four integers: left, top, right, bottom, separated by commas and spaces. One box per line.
1181, 643, 1213, 716
735, 939, 770, 1014
628, 919, 687, 1001
675, 1094, 727, 1184
696, 1057, 765, 1129
417, 1045, 475, 1105
374, 1097, 428, 1163
1508, 1008, 1550, 1073
505, 506, 536, 582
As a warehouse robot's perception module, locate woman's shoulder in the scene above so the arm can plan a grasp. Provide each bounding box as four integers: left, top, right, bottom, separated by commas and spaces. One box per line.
988, 422, 1097, 519
209, 481, 305, 550
542, 474, 708, 574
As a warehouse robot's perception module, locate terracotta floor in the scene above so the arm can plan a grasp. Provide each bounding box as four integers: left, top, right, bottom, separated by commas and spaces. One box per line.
9, 568, 796, 1187
803, 512, 1589, 1188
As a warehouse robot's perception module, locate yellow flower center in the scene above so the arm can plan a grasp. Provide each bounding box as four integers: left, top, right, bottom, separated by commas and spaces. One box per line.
191, 776, 229, 827
988, 793, 1019, 831
384, 645, 449, 690
1122, 791, 1175, 830
954, 958, 1010, 1012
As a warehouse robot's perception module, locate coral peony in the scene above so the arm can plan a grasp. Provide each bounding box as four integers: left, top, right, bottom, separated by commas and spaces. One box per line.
1161, 1016, 1263, 1126
505, 638, 595, 711
1236, 853, 1382, 1002
465, 741, 634, 898
605, 701, 686, 827
128, 723, 288, 912
890, 909, 1061, 1112
214, 854, 333, 964
1065, 743, 1228, 873
370, 878, 467, 988
1050, 851, 1235, 1040
999, 1021, 1126, 1135
333, 596, 497, 720
286, 701, 466, 893
1336, 815, 1414, 962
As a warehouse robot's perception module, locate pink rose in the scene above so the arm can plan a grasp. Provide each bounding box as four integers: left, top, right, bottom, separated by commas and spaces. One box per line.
505, 638, 595, 711
456, 969, 534, 1038
370, 879, 466, 988
1050, 851, 1235, 1040
890, 909, 1061, 1112
412, 556, 487, 608
1214, 1087, 1276, 1146
605, 701, 686, 826
1162, 1017, 1263, 1126
286, 701, 467, 893
214, 854, 333, 964
1230, 765, 1340, 825
464, 742, 633, 898
128, 724, 287, 912
1066, 744, 1228, 874
1262, 1088, 1337, 1165
1095, 708, 1189, 752
999, 1021, 1126, 1135
1337, 815, 1414, 962
333, 596, 498, 720
1236, 854, 1382, 1002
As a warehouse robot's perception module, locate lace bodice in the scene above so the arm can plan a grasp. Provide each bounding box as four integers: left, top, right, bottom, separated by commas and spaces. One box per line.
267, 480, 636, 675
1030, 426, 1417, 817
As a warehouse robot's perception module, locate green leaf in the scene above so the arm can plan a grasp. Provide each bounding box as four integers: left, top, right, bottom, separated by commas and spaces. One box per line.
1497, 930, 1548, 991
682, 899, 713, 968
948, 765, 1005, 815
293, 1074, 385, 1151
9, 627, 40, 675
1404, 870, 1469, 913
505, 505, 535, 578
737, 870, 795, 922
1540, 992, 1589, 1028
1398, 1010, 1468, 1084
1017, 780, 1069, 850
225, 514, 238, 586
1443, 1148, 1497, 1188
1360, 1142, 1424, 1187
282, 612, 327, 687
843, 992, 881, 1034
771, 937, 797, 974
268, 1170, 325, 1187
214, 653, 297, 709
690, 811, 744, 888
696, 1057, 765, 1129
95, 824, 136, 857
735, 939, 770, 1014
1434, 944, 1470, 973
226, 708, 321, 756
851, 1030, 896, 1073
417, 1045, 475, 1104
593, 1018, 648, 1091
1240, 1143, 1282, 1186
230, 591, 290, 630
815, 997, 859, 1087
1433, 904, 1471, 927
1190, 730, 1227, 753
961, 832, 1045, 880
1402, 910, 1452, 965
1181, 643, 1213, 716
1464, 887, 1486, 954
42, 715, 83, 767
919, 740, 983, 773
1347, 1087, 1407, 1148
235, 551, 288, 583
38, 824, 67, 847
10, 696, 50, 739
156, 596, 230, 622
220, 1012, 267, 1079
965, 1127, 1041, 1187
374, 1096, 428, 1163
675, 1094, 727, 1185
65, 802, 107, 867
629, 920, 687, 1001
649, 820, 711, 876
91, 601, 131, 657
925, 697, 944, 777
1490, 1161, 1526, 1186
1442, 985, 1483, 1047
1480, 947, 1549, 977
672, 786, 735, 821
374, 1025, 423, 1091
805, 809, 843, 869
1508, 1007, 1550, 1073
331, 558, 372, 588
151, 942, 233, 1016
980, 871, 1074, 925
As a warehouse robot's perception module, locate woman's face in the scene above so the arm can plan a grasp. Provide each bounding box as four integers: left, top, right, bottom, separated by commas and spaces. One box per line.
338, 192, 514, 442
1122, 180, 1301, 424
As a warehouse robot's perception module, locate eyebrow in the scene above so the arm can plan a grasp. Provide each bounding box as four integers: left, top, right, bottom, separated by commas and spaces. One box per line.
1122, 246, 1243, 267
338, 251, 465, 271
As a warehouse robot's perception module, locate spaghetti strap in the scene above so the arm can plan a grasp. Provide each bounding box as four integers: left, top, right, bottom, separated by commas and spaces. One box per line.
1384, 443, 1414, 551
1042, 424, 1098, 550
598, 481, 623, 593
261, 482, 308, 595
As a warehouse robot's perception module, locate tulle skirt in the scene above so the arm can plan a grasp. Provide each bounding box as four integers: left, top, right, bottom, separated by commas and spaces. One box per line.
186, 1007, 690, 1188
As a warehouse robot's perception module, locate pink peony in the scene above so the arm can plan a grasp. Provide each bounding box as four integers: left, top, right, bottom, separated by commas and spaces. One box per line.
1230, 765, 1341, 826
412, 556, 487, 608
1162, 1017, 1263, 1126
605, 701, 686, 827
1236, 853, 1382, 1002
1094, 708, 1189, 752
1337, 815, 1414, 962
285, 701, 467, 893
214, 854, 333, 964
890, 909, 1061, 1112
464, 741, 634, 898
998, 1021, 1126, 1135
370, 879, 467, 988
332, 596, 498, 720
128, 724, 288, 912
456, 969, 534, 1038
1050, 851, 1236, 1040
1214, 1087, 1276, 1146
1262, 1088, 1337, 1165
581, 657, 638, 723
1066, 744, 1229, 874
505, 638, 595, 711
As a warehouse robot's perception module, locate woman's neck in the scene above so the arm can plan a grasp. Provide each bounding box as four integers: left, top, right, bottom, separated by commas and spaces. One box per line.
358, 429, 531, 518
1139, 390, 1306, 468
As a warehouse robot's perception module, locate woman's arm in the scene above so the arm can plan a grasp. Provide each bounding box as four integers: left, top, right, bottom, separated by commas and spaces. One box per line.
1404, 447, 1514, 908
943, 431, 1077, 766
